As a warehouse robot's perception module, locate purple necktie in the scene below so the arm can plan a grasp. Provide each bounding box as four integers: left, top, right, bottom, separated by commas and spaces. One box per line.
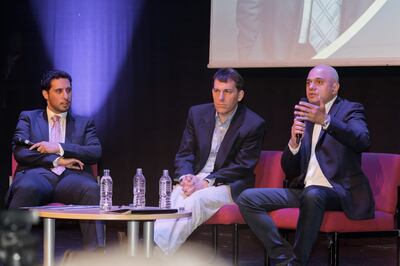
50, 115, 65, 175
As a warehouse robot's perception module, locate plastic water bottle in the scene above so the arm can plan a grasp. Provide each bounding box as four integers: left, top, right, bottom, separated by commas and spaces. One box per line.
159, 169, 172, 209
99, 169, 112, 211
133, 168, 146, 208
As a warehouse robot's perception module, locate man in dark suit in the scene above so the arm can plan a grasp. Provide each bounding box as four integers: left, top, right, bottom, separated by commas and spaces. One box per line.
154, 68, 266, 255
6, 70, 104, 249
238, 65, 374, 265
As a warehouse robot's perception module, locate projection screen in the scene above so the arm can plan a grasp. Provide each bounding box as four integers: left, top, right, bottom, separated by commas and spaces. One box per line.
209, 0, 400, 68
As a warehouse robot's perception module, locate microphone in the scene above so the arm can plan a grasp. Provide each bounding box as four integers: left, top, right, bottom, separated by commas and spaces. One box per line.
295, 97, 308, 144
13, 137, 34, 147
295, 133, 301, 145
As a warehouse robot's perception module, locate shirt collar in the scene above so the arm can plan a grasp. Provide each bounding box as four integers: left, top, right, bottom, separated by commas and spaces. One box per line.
215, 105, 238, 125
46, 107, 67, 121
325, 96, 337, 114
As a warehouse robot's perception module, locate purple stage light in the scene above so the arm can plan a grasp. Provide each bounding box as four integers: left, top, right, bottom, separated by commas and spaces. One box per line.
29, 0, 143, 116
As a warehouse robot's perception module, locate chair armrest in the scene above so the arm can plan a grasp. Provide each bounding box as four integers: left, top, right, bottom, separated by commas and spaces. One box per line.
396, 186, 400, 230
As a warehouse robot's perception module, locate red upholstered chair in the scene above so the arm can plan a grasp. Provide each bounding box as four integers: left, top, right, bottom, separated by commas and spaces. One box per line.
270, 152, 400, 265
204, 151, 285, 265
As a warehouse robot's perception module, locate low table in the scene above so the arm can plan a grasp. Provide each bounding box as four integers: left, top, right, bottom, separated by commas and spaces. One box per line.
31, 206, 191, 266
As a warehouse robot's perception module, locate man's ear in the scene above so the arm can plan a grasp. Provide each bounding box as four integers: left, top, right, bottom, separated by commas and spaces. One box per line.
238, 90, 244, 102
332, 82, 340, 95
42, 90, 49, 101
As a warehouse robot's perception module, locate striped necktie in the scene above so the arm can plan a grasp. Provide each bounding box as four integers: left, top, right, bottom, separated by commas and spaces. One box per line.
50, 115, 65, 175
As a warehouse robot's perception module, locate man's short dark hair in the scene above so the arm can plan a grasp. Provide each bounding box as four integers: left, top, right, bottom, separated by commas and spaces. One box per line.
40, 70, 72, 91
213, 68, 244, 91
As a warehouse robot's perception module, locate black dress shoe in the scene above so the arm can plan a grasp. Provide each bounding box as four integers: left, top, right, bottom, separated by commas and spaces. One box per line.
271, 257, 293, 266
286, 258, 302, 266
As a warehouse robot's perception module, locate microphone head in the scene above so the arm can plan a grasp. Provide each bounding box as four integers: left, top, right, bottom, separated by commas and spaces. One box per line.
295, 134, 301, 144
299, 97, 308, 103
13, 137, 34, 147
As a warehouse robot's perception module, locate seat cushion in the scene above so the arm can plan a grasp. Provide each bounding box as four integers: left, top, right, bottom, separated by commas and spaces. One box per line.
205, 203, 245, 224
270, 208, 395, 232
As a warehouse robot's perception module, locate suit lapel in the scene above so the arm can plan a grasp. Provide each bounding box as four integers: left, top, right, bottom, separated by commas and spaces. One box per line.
65, 113, 75, 144
198, 108, 215, 168
38, 110, 49, 141
214, 105, 244, 170
303, 120, 313, 164
318, 97, 341, 142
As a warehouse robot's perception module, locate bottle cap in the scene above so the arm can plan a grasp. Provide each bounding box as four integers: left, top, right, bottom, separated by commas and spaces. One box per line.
103, 169, 110, 176
163, 169, 169, 176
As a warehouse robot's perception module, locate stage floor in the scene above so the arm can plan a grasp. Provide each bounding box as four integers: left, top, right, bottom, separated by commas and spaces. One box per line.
31, 222, 397, 266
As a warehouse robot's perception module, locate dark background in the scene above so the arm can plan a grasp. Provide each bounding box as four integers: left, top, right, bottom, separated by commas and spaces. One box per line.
1, 1, 399, 209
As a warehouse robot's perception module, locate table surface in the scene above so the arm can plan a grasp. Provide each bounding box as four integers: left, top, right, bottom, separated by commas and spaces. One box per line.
31, 206, 191, 221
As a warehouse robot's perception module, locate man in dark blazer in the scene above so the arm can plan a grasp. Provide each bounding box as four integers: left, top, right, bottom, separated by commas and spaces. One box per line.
238, 65, 374, 266
6, 70, 104, 249
154, 68, 266, 255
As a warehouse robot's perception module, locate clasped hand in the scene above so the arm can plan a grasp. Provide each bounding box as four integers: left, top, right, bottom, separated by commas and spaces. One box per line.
180, 174, 208, 197
30, 141, 84, 170
58, 157, 84, 170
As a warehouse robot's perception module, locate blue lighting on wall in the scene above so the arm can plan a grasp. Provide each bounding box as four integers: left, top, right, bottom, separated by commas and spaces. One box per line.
29, 0, 143, 116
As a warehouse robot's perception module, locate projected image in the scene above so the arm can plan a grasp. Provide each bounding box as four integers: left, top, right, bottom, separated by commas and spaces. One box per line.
209, 0, 400, 67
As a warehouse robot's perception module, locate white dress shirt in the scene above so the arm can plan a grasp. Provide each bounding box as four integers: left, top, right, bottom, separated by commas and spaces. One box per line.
197, 106, 237, 185
289, 96, 337, 188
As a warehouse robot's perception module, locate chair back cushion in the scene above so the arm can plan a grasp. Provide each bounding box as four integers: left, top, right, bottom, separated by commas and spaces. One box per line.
11, 153, 17, 177
362, 152, 400, 213
254, 151, 285, 188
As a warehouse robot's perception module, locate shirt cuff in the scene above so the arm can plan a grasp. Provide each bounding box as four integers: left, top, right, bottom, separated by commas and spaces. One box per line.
288, 141, 300, 155
178, 175, 186, 183
58, 144, 64, 156
53, 157, 62, 167
196, 173, 214, 186
205, 178, 215, 186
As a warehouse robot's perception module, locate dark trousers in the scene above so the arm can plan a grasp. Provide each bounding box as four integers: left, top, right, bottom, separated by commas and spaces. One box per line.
6, 168, 104, 249
238, 186, 341, 265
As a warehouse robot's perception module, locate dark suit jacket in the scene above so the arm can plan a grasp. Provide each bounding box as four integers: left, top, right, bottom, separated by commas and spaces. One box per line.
174, 103, 265, 201
12, 109, 101, 175
281, 97, 375, 220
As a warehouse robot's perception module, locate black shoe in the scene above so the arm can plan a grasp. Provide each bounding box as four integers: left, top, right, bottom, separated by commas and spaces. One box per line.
286, 258, 302, 266
271, 257, 293, 266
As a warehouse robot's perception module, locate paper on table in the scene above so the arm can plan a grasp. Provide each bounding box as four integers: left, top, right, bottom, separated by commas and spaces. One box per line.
109, 206, 178, 214
25, 205, 99, 210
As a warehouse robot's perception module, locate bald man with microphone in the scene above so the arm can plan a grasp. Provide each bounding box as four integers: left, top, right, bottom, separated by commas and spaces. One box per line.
238, 65, 374, 266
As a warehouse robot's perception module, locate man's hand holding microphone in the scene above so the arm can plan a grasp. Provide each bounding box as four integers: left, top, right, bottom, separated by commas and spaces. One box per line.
290, 96, 328, 148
